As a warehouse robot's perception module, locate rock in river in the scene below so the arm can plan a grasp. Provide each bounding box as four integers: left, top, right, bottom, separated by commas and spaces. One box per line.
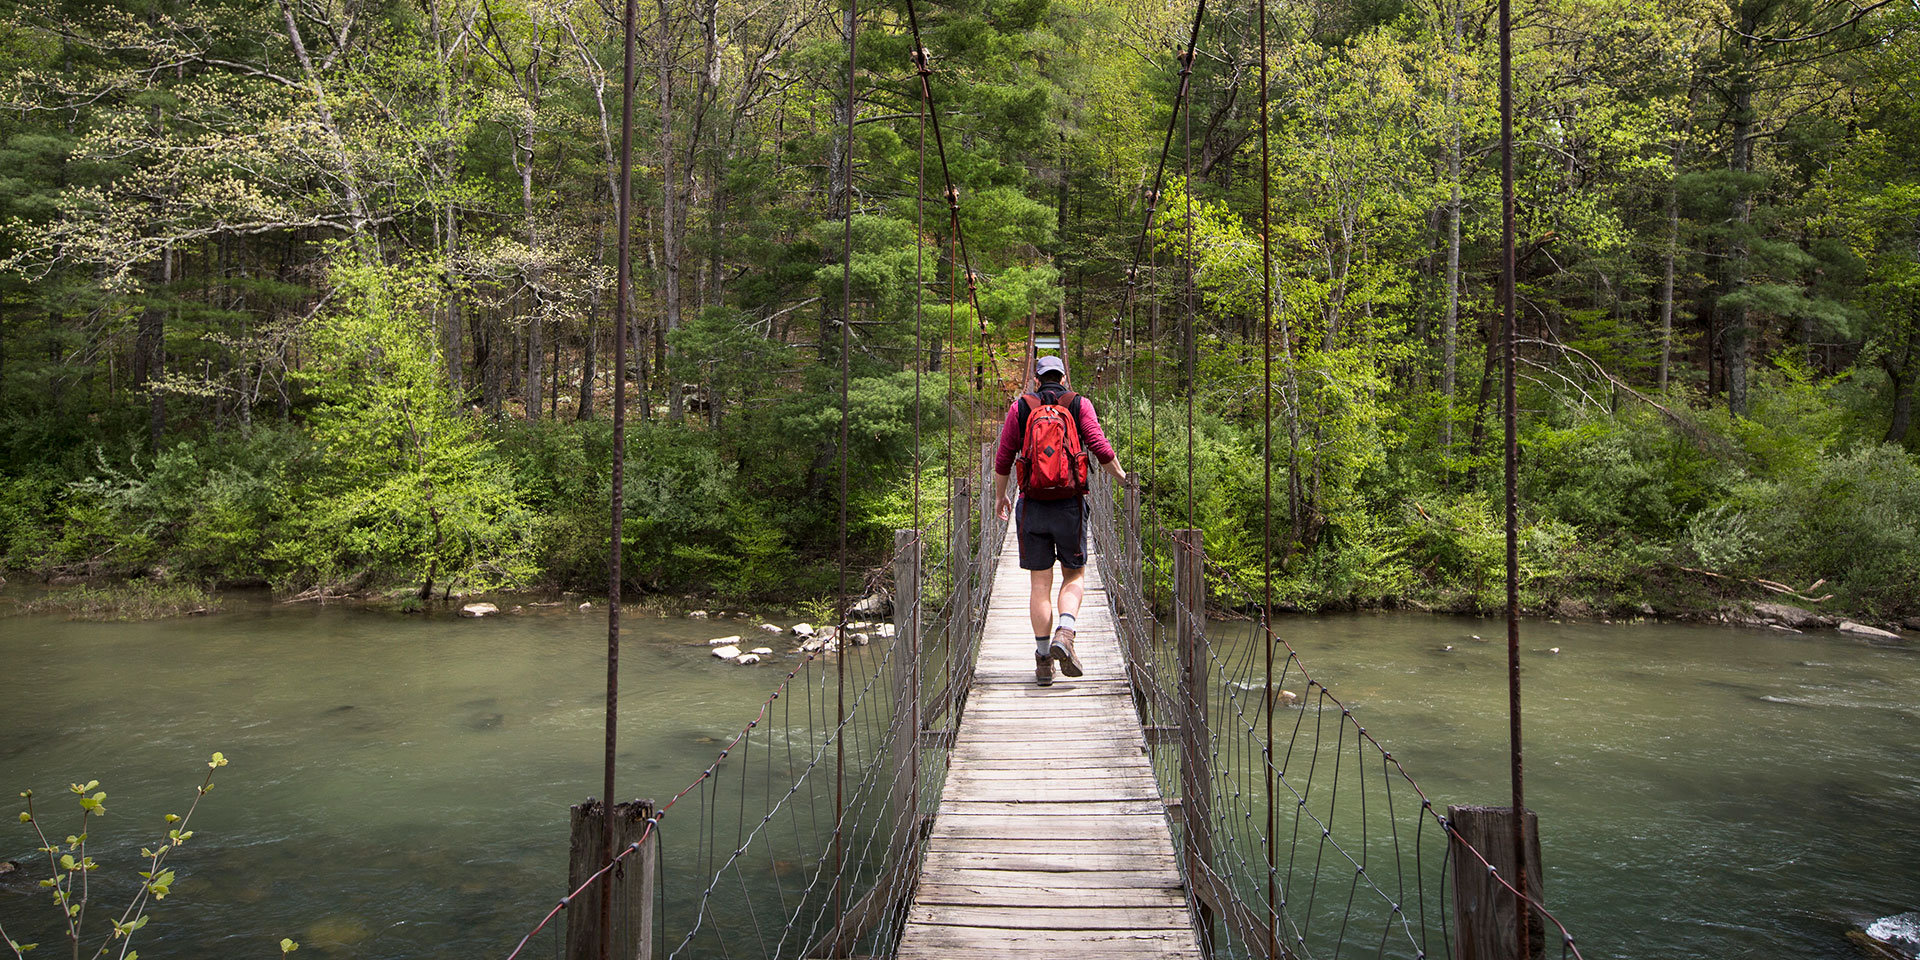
1850, 912, 1920, 960
1752, 602, 1832, 629
460, 602, 499, 618
1839, 621, 1903, 641
710, 645, 742, 659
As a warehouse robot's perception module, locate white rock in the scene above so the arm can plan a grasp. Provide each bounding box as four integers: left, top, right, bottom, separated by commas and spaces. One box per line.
816, 625, 838, 641
799, 639, 826, 653
460, 603, 499, 618
708, 635, 743, 645
750, 647, 773, 656
735, 653, 761, 665
792, 623, 815, 637
877, 623, 897, 638
758, 623, 783, 634
688, 610, 709, 619
1549, 647, 1561, 654
578, 601, 593, 612
849, 632, 870, 646
1839, 621, 1902, 640
710, 645, 742, 659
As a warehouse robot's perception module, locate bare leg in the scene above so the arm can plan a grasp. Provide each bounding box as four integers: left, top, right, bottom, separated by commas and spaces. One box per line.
1029, 567, 1055, 637
1056, 565, 1087, 623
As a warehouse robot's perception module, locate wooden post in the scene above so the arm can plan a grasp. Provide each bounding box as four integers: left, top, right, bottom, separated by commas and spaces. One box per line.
890, 529, 923, 852
979, 439, 996, 569
1173, 529, 1214, 956
566, 798, 656, 960
1123, 480, 1146, 717
1124, 481, 1142, 598
1447, 805, 1545, 960
951, 478, 972, 705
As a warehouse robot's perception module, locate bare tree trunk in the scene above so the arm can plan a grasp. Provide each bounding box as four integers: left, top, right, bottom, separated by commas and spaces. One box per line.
1442, 1, 1462, 446
1660, 81, 1697, 392
1723, 4, 1757, 417
139, 246, 171, 446
580, 199, 606, 421
656, 0, 685, 421
520, 20, 547, 420
1887, 325, 1919, 444
430, 0, 464, 407
277, 0, 376, 257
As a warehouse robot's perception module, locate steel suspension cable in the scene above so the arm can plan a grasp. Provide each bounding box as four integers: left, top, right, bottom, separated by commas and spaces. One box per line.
915, 59, 925, 536
1181, 46, 1196, 533
834, 0, 856, 928
1257, 0, 1276, 950
900, 13, 1002, 394
1112, 0, 1210, 352
1500, 0, 1530, 954
601, 0, 639, 955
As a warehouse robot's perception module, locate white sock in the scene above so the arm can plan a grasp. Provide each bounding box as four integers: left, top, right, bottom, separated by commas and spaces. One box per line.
1036, 636, 1052, 657
1056, 613, 1077, 635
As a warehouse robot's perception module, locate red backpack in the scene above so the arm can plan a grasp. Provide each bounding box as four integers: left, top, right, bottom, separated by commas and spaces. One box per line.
1016, 386, 1089, 500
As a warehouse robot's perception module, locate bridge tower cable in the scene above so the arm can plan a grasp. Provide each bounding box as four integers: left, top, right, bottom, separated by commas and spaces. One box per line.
1257, 0, 1276, 952
601, 0, 639, 955
1181, 43, 1196, 533
834, 0, 856, 928
1500, 0, 1531, 954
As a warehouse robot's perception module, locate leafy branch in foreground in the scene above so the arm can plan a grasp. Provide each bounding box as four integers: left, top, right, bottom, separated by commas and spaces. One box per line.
3, 753, 228, 960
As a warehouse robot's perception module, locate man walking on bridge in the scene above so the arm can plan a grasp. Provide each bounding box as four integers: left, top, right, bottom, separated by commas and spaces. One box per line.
992, 355, 1128, 687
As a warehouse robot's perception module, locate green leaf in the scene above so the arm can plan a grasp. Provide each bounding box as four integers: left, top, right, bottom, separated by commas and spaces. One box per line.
280, 938, 300, 953
208, 752, 227, 768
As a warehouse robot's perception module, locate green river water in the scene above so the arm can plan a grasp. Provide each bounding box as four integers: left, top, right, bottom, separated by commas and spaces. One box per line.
0, 598, 1914, 959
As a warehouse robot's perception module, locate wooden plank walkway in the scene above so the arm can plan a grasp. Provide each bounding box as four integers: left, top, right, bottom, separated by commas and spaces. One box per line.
896, 523, 1203, 959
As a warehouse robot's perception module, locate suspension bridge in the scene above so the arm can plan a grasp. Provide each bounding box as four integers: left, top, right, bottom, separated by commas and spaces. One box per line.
504, 459, 1579, 960
506, 0, 1571, 951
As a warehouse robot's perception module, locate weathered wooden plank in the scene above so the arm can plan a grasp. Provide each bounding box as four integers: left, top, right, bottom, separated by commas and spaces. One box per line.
944, 767, 1158, 782
921, 830, 1171, 850
898, 522, 1203, 959
920, 850, 1178, 873
940, 784, 1163, 803
897, 927, 1202, 959
921, 868, 1188, 890
914, 883, 1189, 909
909, 905, 1195, 930
942, 776, 1162, 795
937, 799, 1166, 817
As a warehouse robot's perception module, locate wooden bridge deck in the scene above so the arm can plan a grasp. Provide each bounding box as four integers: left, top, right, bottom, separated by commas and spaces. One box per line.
896, 524, 1203, 959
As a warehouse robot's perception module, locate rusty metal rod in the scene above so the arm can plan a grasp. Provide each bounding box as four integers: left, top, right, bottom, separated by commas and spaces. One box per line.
1500, 0, 1530, 955
602, 0, 639, 955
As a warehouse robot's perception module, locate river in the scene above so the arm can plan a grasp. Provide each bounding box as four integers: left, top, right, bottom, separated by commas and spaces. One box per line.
0, 600, 1914, 958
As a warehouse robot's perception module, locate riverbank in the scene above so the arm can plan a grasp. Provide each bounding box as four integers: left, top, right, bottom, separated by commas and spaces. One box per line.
5, 565, 1911, 647
4, 605, 1915, 959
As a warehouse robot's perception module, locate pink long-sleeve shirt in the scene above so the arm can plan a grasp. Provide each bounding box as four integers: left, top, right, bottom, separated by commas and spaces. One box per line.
993, 390, 1116, 476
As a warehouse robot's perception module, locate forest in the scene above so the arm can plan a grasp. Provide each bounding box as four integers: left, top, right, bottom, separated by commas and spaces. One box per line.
0, 0, 1916, 620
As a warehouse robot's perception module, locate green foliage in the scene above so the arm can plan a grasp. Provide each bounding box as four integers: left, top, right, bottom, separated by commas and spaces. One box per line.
19, 580, 218, 620
1751, 444, 1920, 614
2, 754, 232, 960
280, 259, 537, 593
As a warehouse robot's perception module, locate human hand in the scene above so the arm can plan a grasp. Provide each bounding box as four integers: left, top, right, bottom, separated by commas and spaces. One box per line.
996, 496, 1013, 521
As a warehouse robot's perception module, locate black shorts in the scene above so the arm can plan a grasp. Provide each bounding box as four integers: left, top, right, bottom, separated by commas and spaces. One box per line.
1016, 496, 1087, 571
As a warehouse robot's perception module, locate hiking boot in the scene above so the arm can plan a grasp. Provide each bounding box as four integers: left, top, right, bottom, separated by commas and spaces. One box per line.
1035, 654, 1054, 686
1049, 627, 1083, 678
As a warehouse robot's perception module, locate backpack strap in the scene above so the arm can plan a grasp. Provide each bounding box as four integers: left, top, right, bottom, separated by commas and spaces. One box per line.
1014, 387, 1078, 434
